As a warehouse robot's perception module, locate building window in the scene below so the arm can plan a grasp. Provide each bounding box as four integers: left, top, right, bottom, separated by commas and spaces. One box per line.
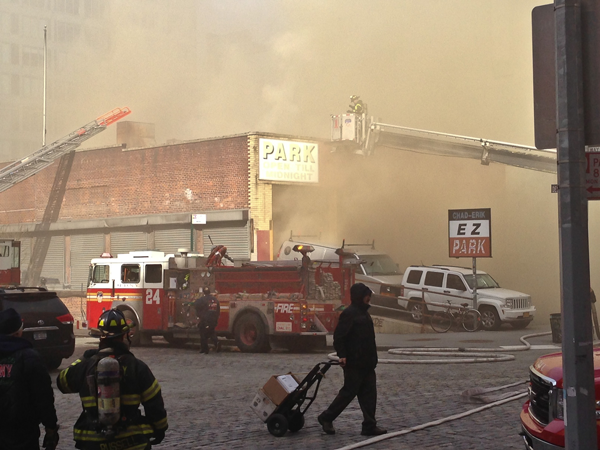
11, 74, 19, 96
10, 14, 19, 35
22, 46, 43, 67
54, 0, 80, 15
55, 21, 80, 42
0, 42, 9, 65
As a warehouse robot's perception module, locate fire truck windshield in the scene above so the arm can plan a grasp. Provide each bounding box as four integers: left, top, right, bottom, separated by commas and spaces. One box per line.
91, 265, 110, 283
359, 254, 399, 276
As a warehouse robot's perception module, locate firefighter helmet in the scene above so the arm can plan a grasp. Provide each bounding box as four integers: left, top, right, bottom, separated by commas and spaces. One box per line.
98, 309, 131, 338
203, 287, 211, 295
350, 95, 360, 102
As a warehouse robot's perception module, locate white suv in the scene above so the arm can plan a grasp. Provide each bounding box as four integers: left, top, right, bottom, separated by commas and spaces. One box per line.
398, 265, 535, 331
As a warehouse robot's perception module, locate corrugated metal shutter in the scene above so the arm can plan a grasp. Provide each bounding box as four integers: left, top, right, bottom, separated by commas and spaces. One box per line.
40, 235, 65, 288
70, 234, 104, 290
19, 237, 31, 278
110, 231, 148, 256
155, 228, 191, 255
203, 223, 250, 261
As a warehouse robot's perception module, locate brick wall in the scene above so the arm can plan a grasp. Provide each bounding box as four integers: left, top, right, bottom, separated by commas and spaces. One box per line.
0, 135, 250, 224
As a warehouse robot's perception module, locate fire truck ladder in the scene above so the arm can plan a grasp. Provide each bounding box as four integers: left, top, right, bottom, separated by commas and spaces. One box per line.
17, 107, 132, 286
0, 107, 131, 193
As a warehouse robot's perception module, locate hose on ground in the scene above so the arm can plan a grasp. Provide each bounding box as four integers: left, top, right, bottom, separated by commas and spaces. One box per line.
327, 331, 552, 364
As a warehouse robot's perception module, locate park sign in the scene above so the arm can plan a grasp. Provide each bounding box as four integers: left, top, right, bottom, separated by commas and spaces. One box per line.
448, 208, 492, 258
586, 148, 600, 200
259, 138, 319, 184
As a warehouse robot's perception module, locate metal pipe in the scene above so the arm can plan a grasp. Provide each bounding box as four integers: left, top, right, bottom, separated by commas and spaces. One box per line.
42, 25, 47, 146
555, 0, 597, 448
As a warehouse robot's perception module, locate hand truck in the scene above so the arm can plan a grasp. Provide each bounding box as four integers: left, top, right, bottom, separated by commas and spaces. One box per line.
266, 361, 339, 437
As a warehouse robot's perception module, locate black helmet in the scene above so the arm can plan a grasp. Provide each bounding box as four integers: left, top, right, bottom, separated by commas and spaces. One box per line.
98, 309, 131, 338
203, 287, 211, 295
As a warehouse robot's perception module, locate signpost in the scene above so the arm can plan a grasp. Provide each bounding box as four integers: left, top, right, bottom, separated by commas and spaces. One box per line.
448, 208, 492, 309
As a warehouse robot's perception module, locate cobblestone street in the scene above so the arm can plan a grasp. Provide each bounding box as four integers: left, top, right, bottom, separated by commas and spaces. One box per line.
46, 332, 555, 450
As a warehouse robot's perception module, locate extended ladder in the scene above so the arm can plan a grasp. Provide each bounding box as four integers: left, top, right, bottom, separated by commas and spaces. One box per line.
0, 107, 131, 193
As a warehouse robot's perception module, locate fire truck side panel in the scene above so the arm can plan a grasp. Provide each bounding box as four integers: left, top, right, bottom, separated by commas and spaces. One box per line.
142, 288, 164, 330
214, 266, 302, 294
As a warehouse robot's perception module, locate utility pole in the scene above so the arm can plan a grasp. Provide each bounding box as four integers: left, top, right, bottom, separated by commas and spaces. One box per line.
555, 0, 597, 448
43, 25, 47, 146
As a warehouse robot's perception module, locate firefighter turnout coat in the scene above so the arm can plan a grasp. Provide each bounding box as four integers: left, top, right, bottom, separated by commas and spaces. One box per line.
57, 341, 168, 450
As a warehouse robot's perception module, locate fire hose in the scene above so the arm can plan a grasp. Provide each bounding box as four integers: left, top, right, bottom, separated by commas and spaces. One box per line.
326, 332, 552, 449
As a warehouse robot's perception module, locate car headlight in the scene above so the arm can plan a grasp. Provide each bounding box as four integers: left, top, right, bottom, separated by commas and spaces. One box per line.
381, 285, 402, 297
505, 299, 513, 308
552, 388, 564, 420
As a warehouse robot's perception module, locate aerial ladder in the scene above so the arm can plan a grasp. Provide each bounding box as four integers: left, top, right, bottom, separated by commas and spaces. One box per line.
0, 107, 132, 286
330, 100, 557, 173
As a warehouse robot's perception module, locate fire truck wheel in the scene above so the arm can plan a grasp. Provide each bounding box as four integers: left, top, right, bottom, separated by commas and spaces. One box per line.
234, 313, 270, 353
267, 413, 288, 437
287, 411, 305, 432
123, 309, 141, 346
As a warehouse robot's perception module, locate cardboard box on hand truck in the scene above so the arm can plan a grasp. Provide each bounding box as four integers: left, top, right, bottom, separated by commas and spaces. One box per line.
262, 373, 301, 405
250, 389, 277, 422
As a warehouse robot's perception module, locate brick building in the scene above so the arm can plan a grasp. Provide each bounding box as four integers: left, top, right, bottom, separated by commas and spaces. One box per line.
0, 126, 325, 293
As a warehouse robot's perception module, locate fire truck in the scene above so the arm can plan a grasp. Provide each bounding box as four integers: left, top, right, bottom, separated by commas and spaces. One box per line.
86, 245, 356, 352
0, 239, 20, 285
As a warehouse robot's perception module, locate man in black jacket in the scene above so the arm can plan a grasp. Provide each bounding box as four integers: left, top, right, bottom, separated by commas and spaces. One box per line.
0, 308, 59, 450
318, 283, 387, 436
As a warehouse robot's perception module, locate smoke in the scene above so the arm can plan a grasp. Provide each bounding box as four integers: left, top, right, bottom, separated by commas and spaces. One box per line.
14, 0, 593, 323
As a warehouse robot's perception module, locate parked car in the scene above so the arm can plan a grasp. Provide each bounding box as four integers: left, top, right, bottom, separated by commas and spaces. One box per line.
276, 239, 404, 300
399, 265, 535, 330
520, 349, 600, 449
0, 287, 75, 369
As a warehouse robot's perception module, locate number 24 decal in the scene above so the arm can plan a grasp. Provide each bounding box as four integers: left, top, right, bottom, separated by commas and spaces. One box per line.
145, 289, 160, 305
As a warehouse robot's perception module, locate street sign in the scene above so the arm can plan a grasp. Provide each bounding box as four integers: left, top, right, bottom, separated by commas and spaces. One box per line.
192, 214, 207, 224
585, 150, 600, 199
448, 208, 492, 258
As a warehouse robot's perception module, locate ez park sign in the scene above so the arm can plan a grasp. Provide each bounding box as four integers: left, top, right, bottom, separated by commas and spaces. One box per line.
448, 208, 492, 258
586, 149, 600, 199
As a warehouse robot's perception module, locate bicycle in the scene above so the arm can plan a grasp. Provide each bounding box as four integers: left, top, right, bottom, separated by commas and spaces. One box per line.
430, 300, 482, 333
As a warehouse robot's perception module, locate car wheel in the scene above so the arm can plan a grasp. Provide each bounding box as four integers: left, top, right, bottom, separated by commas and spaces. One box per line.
409, 300, 427, 322
479, 306, 501, 331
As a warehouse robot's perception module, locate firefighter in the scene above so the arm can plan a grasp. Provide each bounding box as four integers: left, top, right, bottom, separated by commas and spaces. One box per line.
57, 309, 168, 449
0, 308, 59, 450
348, 95, 365, 114
194, 287, 221, 354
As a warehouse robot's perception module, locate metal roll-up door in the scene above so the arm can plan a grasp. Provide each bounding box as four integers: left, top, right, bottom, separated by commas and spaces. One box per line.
70, 234, 104, 290
19, 237, 32, 281
155, 228, 191, 255
203, 223, 250, 261
110, 231, 148, 256
40, 235, 65, 288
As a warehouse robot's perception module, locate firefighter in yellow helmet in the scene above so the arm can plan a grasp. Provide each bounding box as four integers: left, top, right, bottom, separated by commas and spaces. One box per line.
348, 95, 365, 114
57, 309, 168, 449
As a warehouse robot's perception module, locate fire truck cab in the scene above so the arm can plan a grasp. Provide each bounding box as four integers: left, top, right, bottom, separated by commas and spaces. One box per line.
0, 239, 20, 285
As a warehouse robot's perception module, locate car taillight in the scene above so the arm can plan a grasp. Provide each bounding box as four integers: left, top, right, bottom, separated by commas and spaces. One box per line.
57, 313, 74, 324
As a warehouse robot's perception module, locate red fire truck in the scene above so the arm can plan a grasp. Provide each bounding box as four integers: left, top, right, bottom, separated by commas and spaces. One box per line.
86, 246, 356, 352
0, 239, 20, 285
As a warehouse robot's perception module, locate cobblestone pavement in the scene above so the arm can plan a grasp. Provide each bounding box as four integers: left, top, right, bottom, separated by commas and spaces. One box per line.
43, 333, 556, 450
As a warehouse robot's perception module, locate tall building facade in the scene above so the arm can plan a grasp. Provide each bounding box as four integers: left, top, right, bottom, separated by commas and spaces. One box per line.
0, 0, 110, 161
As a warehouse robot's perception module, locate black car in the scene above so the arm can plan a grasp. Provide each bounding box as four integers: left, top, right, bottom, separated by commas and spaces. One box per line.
0, 287, 75, 369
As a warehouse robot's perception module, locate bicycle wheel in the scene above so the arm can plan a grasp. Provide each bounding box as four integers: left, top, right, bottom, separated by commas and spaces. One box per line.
430, 311, 452, 333
462, 309, 482, 332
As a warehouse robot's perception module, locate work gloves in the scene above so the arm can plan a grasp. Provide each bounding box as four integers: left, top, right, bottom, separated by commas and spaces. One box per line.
42, 425, 59, 450
149, 430, 165, 446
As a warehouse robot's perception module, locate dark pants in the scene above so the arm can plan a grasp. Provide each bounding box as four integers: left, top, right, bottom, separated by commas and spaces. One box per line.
199, 320, 218, 353
0, 424, 41, 450
320, 367, 378, 431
